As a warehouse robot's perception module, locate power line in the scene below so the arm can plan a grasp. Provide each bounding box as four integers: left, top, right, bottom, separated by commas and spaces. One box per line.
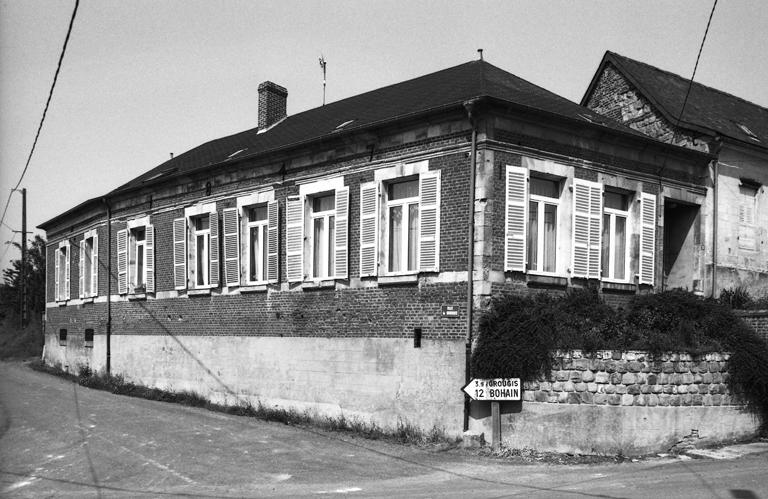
0, 0, 80, 231
675, 0, 718, 128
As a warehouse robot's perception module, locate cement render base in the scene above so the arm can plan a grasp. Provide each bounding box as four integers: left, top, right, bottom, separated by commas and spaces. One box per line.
43, 334, 466, 436
469, 401, 760, 456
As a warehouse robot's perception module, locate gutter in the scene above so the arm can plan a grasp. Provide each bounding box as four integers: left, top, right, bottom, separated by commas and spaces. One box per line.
463, 98, 480, 432
102, 196, 112, 375
711, 136, 723, 298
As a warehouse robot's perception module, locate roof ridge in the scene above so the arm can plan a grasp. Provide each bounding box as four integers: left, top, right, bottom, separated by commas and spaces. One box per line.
607, 51, 768, 113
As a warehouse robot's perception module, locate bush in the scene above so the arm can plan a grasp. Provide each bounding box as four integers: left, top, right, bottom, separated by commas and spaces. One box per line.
473, 288, 768, 431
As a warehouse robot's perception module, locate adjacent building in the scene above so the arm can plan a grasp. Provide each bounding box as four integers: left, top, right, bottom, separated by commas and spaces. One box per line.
583, 51, 768, 296
40, 58, 712, 436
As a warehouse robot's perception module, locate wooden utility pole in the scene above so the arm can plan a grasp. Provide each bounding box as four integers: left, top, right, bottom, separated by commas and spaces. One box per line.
21, 187, 27, 329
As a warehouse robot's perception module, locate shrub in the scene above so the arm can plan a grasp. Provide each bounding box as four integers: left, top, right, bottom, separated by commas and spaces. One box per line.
473, 288, 768, 431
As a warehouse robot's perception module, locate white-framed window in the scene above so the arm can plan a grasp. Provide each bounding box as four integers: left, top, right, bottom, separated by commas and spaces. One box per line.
175, 203, 219, 290
246, 205, 269, 283
310, 192, 336, 279
601, 190, 630, 281
286, 178, 349, 282
117, 217, 155, 294
54, 240, 70, 302
360, 161, 440, 277
79, 229, 98, 298
527, 176, 561, 273
385, 178, 420, 273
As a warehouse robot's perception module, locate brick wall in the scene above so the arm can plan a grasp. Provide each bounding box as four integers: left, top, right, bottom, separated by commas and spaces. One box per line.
522, 350, 740, 408
736, 310, 768, 343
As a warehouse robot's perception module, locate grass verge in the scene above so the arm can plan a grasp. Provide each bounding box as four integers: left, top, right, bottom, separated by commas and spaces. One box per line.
27, 359, 456, 448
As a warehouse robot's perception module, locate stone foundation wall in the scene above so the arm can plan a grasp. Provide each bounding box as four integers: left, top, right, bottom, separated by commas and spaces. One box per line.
521, 350, 737, 408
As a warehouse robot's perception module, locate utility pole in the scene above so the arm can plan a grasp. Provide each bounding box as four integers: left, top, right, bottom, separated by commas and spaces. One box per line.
21, 187, 27, 329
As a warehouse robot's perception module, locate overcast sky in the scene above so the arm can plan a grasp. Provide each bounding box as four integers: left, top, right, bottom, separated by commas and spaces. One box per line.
1, 0, 766, 269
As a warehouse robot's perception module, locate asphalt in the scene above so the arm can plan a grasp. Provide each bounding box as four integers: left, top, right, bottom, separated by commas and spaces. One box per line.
1, 360, 767, 498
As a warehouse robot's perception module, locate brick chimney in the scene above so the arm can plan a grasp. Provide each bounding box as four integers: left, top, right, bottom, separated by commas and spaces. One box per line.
258, 81, 288, 129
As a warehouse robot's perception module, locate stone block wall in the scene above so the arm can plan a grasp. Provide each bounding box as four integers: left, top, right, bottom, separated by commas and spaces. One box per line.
521, 350, 739, 408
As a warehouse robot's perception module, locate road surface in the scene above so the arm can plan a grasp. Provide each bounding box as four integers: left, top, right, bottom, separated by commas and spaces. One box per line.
1, 361, 766, 498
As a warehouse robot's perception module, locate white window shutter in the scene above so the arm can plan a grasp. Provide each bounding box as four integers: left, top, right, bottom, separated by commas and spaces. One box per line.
79, 240, 85, 299
572, 179, 603, 279
505, 165, 528, 271
54, 246, 60, 301
359, 182, 379, 277
145, 225, 155, 293
640, 192, 657, 285
173, 218, 187, 290
91, 234, 98, 296
223, 208, 240, 286
117, 229, 128, 294
418, 170, 441, 272
209, 211, 220, 287
64, 242, 70, 300
267, 200, 279, 283
334, 187, 349, 279
286, 196, 304, 282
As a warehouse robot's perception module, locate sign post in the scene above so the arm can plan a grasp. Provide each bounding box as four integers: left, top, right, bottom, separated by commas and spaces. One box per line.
462, 378, 521, 450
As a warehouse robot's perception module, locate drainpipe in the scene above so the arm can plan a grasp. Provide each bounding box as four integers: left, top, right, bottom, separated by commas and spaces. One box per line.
711, 136, 723, 298
102, 197, 112, 375
463, 98, 479, 432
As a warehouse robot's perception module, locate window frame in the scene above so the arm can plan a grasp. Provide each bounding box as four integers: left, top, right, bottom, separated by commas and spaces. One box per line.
601, 190, 631, 282
245, 204, 269, 284
309, 192, 337, 280
192, 215, 211, 287
79, 229, 98, 299
527, 176, 561, 275
383, 177, 420, 275
119, 216, 155, 295
180, 203, 218, 290
55, 240, 70, 302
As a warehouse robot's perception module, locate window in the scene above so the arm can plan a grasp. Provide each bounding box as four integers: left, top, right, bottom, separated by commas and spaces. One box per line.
54, 240, 70, 302
59, 329, 67, 345
311, 193, 336, 279
117, 218, 155, 294
79, 231, 98, 298
193, 215, 210, 286
527, 177, 560, 273
386, 179, 420, 273
84, 328, 94, 347
360, 163, 440, 277
602, 191, 630, 280
247, 205, 269, 282
286, 179, 349, 282
175, 204, 219, 290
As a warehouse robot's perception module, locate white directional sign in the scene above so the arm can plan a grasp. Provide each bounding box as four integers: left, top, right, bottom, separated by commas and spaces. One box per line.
462, 378, 521, 401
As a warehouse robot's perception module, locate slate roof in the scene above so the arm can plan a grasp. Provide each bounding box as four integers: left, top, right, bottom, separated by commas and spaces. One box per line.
583, 51, 768, 150
41, 58, 700, 230
110, 59, 650, 195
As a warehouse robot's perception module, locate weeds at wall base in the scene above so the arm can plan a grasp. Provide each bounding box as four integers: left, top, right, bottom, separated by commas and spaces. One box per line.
27, 359, 455, 448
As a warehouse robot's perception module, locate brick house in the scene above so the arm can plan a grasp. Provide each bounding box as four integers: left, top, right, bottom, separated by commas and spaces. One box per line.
583, 51, 768, 296
40, 59, 710, 435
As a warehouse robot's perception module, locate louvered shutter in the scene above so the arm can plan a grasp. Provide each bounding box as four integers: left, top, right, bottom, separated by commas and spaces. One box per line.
54, 246, 60, 301
209, 211, 220, 287
64, 242, 70, 300
418, 171, 441, 272
359, 182, 379, 277
267, 200, 279, 283
571, 179, 603, 279
639, 192, 657, 285
117, 230, 128, 294
286, 196, 304, 282
145, 225, 155, 293
173, 218, 187, 290
91, 234, 98, 296
505, 166, 528, 271
223, 208, 240, 286
79, 240, 85, 298
334, 187, 349, 278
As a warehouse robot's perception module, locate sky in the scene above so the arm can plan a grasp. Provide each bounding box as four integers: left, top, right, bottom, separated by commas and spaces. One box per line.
1, 0, 766, 271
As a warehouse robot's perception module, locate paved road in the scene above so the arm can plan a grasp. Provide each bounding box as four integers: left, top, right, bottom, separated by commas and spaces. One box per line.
1, 361, 767, 498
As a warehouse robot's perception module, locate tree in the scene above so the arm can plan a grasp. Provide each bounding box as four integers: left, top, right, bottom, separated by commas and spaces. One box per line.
1, 235, 47, 322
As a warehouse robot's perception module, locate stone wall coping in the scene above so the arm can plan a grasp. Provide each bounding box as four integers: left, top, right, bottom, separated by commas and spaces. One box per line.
551, 349, 731, 362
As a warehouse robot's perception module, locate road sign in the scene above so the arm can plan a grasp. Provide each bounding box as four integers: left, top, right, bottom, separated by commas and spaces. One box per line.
462, 378, 521, 401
